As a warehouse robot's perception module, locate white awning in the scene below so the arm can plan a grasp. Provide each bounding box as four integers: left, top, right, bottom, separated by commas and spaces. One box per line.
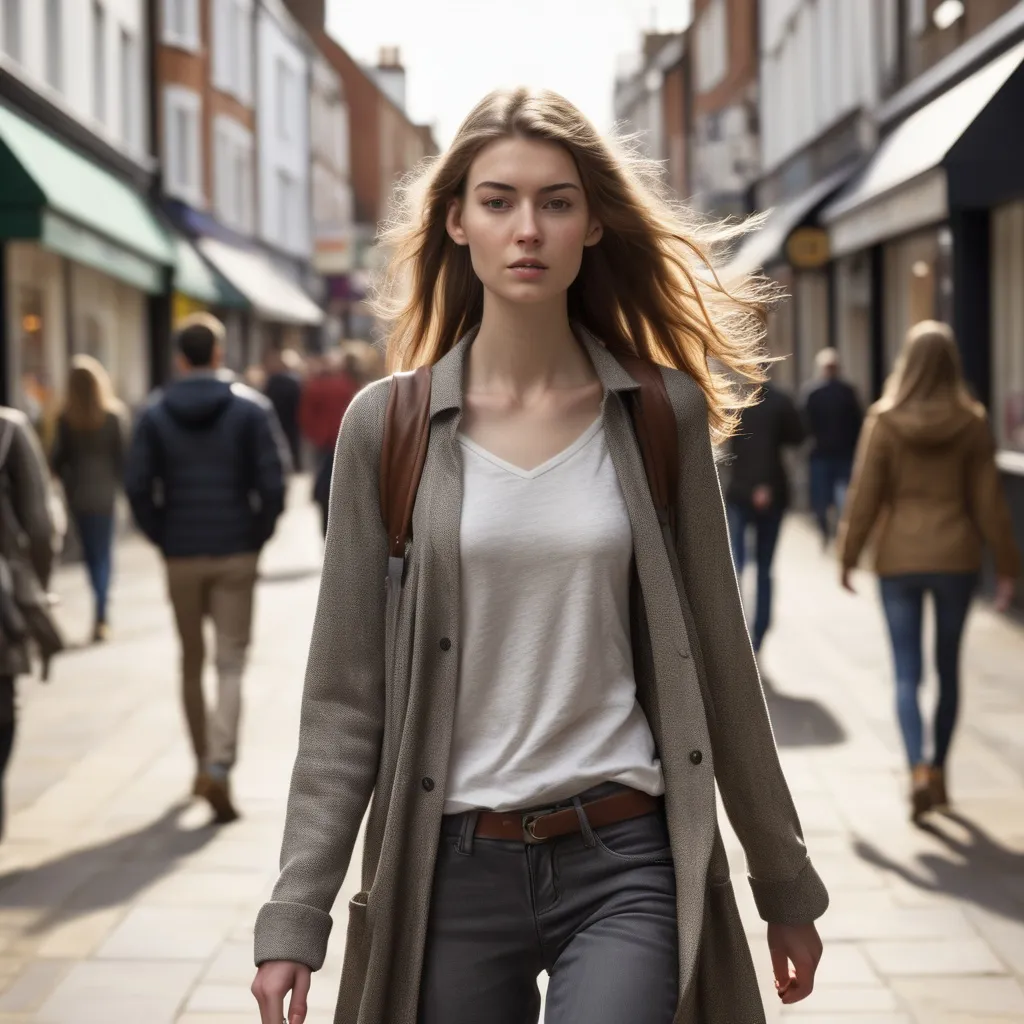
197, 237, 324, 326
723, 165, 854, 279
823, 41, 1024, 256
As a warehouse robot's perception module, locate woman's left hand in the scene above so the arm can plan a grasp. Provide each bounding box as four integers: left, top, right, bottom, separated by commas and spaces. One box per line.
767, 921, 823, 1004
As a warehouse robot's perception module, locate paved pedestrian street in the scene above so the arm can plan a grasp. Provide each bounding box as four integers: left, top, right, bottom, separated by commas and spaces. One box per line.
0, 493, 1021, 1023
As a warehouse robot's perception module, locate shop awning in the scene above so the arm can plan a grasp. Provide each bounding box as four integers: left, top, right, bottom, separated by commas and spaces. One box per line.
723, 165, 854, 279
197, 237, 324, 326
823, 41, 1024, 257
0, 103, 173, 293
173, 235, 247, 307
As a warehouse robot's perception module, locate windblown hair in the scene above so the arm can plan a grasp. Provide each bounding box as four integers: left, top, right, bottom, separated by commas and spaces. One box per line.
62, 354, 121, 432
880, 320, 976, 412
373, 87, 773, 441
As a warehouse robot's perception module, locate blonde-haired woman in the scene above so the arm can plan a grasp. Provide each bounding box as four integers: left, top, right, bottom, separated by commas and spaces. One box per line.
838, 321, 1019, 821
51, 355, 128, 642
252, 88, 827, 1024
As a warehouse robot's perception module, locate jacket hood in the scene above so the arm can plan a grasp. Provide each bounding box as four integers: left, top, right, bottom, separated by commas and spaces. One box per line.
878, 398, 979, 446
162, 372, 236, 429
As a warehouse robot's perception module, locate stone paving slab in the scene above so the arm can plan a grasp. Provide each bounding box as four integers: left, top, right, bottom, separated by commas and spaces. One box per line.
0, 497, 1020, 1021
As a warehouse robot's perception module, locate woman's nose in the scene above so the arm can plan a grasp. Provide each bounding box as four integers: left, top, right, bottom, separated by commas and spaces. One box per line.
513, 207, 541, 245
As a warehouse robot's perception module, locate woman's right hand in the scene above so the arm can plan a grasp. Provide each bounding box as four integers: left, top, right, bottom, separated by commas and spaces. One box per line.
252, 960, 312, 1024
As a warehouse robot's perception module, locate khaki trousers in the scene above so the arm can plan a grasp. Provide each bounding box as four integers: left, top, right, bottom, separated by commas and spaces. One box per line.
165, 552, 259, 771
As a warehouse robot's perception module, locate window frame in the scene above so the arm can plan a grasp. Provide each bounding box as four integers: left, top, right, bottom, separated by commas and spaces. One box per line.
163, 85, 204, 206
161, 0, 200, 52
45, 0, 64, 92
2, 0, 22, 62
92, 0, 107, 125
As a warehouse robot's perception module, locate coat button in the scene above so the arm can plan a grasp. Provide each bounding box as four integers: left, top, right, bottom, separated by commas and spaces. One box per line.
439, 637, 451, 651
421, 777, 435, 792
689, 750, 703, 765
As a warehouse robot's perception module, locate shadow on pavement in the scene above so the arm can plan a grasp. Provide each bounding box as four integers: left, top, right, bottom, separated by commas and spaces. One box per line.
760, 673, 846, 747
0, 801, 219, 933
853, 810, 1024, 924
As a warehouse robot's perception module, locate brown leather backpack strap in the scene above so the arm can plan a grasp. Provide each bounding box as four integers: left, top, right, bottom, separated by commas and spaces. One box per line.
380, 367, 433, 572
613, 351, 679, 535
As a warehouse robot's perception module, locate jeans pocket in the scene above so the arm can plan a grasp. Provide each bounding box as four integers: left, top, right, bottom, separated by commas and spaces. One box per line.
592, 811, 673, 864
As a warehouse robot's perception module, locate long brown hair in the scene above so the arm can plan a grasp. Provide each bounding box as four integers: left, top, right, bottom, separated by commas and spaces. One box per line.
62, 355, 120, 432
880, 320, 976, 412
373, 87, 772, 442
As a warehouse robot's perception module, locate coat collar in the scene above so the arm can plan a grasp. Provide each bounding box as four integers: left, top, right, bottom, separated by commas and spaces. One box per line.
428, 321, 641, 418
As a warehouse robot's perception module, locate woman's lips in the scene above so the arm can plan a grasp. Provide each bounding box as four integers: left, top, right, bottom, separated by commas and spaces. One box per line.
509, 264, 547, 280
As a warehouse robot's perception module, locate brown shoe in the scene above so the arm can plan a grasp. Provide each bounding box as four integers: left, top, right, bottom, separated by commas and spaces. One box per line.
194, 773, 239, 824
910, 764, 933, 821
92, 621, 110, 643
929, 766, 949, 809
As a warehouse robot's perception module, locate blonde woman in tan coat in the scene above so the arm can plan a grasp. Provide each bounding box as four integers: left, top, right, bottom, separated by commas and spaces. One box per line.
838, 321, 1020, 821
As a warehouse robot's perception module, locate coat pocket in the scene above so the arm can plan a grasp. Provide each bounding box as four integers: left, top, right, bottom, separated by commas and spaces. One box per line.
334, 892, 371, 1024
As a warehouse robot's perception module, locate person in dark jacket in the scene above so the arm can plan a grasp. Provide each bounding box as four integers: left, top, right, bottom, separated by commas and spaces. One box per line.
125, 314, 290, 823
725, 380, 806, 653
263, 347, 304, 472
0, 406, 60, 837
51, 355, 128, 643
802, 348, 863, 548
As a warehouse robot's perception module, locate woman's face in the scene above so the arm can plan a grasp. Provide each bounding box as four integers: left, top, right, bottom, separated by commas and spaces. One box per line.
446, 136, 603, 305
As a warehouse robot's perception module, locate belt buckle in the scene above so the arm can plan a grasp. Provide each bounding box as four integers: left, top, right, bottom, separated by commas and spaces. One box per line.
522, 809, 555, 844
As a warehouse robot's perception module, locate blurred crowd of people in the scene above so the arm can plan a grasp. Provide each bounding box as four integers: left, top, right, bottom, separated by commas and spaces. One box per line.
0, 319, 382, 829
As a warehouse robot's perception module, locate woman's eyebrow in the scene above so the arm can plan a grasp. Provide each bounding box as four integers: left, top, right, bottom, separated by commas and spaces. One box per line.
472, 181, 582, 194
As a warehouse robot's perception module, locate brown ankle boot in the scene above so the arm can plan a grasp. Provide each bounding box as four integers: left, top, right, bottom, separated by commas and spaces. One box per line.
929, 766, 949, 809
910, 764, 933, 820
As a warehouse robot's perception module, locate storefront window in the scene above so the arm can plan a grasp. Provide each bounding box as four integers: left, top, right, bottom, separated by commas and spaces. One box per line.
991, 201, 1024, 453
16, 285, 49, 428
834, 253, 873, 404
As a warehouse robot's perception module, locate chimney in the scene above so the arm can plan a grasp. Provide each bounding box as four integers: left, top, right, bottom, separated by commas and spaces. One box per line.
373, 46, 407, 112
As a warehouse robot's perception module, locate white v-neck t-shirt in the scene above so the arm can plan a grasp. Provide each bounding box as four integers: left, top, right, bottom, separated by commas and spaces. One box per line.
444, 416, 665, 814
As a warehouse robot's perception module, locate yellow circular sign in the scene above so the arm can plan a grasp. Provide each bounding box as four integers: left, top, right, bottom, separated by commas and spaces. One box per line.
786, 227, 830, 269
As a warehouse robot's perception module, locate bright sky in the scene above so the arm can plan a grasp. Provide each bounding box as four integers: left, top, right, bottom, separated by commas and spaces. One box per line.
326, 0, 694, 150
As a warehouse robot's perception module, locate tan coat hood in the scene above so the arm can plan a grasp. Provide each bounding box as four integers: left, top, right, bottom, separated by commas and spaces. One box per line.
879, 399, 980, 447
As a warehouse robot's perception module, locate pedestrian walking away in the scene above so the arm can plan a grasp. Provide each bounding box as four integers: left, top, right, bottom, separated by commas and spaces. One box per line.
251, 88, 827, 1024
125, 313, 290, 824
837, 320, 1020, 822
802, 347, 863, 549
264, 347, 305, 472
725, 380, 806, 653
0, 406, 62, 838
50, 355, 129, 643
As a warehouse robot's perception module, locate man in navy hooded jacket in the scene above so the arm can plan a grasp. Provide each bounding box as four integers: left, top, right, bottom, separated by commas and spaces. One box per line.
126, 313, 290, 823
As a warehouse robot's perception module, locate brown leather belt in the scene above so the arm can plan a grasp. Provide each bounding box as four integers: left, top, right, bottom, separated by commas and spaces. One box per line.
474, 788, 660, 845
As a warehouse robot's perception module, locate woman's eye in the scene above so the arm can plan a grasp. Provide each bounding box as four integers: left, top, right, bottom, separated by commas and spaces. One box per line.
547, 199, 571, 211
484, 198, 509, 210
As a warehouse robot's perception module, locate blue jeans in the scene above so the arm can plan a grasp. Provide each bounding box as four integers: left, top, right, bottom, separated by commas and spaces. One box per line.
726, 503, 783, 652
75, 513, 115, 624
879, 573, 976, 768
809, 454, 852, 542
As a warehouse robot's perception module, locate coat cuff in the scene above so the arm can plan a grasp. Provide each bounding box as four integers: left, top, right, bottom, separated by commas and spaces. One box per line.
253, 900, 333, 970
749, 859, 829, 925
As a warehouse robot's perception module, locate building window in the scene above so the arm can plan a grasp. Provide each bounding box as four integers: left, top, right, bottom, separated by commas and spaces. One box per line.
163, 86, 202, 204
45, 0, 63, 91
213, 116, 254, 233
2, 0, 21, 61
120, 29, 137, 150
992, 201, 1024, 453
276, 57, 294, 141
92, 2, 106, 124
212, 0, 252, 103
162, 0, 199, 50
695, 0, 728, 94
277, 168, 296, 246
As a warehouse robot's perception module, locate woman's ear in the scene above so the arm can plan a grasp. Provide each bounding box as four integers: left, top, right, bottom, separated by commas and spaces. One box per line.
584, 217, 604, 247
446, 199, 468, 246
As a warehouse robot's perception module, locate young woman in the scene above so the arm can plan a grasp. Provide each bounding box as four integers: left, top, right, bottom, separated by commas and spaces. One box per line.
838, 320, 1019, 821
252, 88, 828, 1024
51, 355, 127, 642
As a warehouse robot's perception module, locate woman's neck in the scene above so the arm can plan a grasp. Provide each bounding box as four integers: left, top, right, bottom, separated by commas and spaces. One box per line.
467, 292, 596, 398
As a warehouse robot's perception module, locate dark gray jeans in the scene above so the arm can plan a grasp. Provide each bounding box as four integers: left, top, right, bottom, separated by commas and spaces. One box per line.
418, 784, 678, 1024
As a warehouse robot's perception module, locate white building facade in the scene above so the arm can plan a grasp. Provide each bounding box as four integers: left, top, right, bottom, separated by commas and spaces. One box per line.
0, 0, 171, 420
256, 0, 312, 267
